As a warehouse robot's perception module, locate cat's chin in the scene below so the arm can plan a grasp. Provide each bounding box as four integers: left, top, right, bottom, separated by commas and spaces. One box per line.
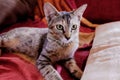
60, 41, 73, 47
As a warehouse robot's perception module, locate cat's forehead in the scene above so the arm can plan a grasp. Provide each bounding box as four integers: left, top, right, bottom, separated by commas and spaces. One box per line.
53, 11, 79, 23
59, 11, 71, 16
59, 11, 73, 19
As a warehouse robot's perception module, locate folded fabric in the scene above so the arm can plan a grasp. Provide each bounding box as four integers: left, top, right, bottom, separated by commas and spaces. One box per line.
81, 21, 120, 80
0, 53, 44, 80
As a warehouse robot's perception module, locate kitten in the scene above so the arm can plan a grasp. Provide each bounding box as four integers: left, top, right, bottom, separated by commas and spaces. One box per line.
0, 0, 37, 30
0, 3, 87, 80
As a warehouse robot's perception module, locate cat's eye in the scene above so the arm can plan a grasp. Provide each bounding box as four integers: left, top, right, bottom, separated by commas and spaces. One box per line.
72, 25, 77, 30
56, 24, 63, 30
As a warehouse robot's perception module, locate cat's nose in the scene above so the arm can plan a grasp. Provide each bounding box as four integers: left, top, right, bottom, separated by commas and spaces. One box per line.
64, 32, 71, 40
65, 36, 70, 40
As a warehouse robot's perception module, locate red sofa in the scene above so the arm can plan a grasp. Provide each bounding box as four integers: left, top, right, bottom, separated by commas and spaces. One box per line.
0, 0, 120, 80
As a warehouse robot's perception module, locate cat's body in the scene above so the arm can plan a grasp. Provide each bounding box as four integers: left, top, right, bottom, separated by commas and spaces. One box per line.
0, 27, 48, 57
0, 3, 87, 80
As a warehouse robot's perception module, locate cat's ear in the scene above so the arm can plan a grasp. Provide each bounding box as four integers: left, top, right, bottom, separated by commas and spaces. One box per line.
73, 4, 87, 20
44, 2, 59, 22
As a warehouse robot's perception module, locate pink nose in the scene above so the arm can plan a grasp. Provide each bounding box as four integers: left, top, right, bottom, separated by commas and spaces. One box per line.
65, 36, 70, 40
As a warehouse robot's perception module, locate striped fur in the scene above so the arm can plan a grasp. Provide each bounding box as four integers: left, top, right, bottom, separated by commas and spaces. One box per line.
0, 3, 87, 80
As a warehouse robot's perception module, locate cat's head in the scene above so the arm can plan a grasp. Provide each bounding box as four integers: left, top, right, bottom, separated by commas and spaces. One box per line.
44, 2, 87, 43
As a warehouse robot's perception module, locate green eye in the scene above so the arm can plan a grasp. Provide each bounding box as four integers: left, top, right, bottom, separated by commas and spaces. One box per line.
56, 24, 63, 30
72, 25, 77, 30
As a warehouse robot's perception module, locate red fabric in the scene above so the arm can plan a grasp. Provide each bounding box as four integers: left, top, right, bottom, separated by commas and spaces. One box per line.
0, 53, 44, 80
75, 0, 120, 24
0, 19, 47, 33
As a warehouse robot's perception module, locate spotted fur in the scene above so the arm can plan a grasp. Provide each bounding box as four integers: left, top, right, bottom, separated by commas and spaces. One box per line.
0, 3, 87, 80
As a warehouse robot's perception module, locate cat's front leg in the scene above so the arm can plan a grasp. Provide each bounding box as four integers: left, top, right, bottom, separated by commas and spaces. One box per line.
36, 55, 63, 80
64, 58, 83, 79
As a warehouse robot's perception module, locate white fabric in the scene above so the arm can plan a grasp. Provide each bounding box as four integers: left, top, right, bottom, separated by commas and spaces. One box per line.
81, 21, 120, 80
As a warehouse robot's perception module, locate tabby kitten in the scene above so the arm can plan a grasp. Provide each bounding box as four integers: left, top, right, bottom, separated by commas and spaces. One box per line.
0, 3, 87, 80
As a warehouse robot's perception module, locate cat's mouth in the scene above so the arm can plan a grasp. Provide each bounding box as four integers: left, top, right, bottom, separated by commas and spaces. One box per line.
62, 41, 73, 47
47, 36, 72, 47
57, 40, 73, 47
62, 36, 72, 43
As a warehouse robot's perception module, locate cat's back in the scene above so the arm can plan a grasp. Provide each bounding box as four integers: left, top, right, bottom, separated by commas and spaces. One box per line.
2, 27, 48, 36
0, 27, 48, 48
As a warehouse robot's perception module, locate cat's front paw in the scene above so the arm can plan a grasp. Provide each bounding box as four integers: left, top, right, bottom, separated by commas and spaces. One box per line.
72, 69, 83, 79
44, 72, 63, 80
75, 70, 83, 79
40, 65, 63, 80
